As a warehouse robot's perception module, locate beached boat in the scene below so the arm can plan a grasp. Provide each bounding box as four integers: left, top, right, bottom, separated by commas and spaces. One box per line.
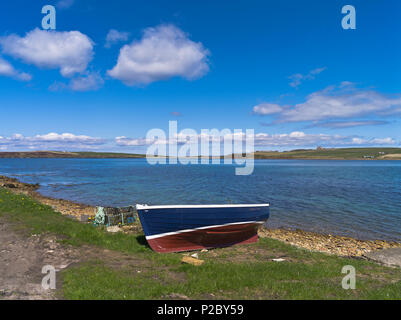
136, 204, 270, 253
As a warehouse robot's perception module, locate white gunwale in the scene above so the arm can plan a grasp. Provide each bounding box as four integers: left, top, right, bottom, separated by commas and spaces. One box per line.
136, 203, 270, 210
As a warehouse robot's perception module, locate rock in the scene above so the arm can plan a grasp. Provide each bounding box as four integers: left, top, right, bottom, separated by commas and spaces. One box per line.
181, 256, 204, 266
258, 227, 401, 257
272, 258, 286, 262
0, 290, 11, 297
4, 183, 17, 188
191, 253, 199, 259
80, 215, 89, 222
201, 249, 208, 253
106, 226, 120, 233
364, 248, 401, 268
167, 293, 190, 300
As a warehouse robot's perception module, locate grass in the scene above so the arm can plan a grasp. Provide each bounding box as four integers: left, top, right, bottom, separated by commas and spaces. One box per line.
75, 152, 145, 158
1, 187, 400, 300
2, 147, 401, 160
254, 148, 401, 160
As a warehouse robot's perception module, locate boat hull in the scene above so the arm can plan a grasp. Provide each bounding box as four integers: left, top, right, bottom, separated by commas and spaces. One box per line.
136, 204, 270, 253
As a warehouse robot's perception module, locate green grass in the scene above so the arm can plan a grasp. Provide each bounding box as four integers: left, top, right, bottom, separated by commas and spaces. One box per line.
1, 187, 400, 300
62, 255, 401, 300
254, 148, 401, 160
74, 151, 145, 158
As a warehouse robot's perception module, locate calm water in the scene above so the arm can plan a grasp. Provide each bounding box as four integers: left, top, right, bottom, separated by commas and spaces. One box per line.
0, 158, 400, 241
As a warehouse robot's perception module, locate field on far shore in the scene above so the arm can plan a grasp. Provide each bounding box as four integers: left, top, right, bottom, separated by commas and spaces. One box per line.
1, 147, 401, 160
253, 147, 401, 160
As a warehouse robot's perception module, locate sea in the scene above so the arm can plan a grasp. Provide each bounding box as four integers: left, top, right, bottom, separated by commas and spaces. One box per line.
0, 158, 400, 241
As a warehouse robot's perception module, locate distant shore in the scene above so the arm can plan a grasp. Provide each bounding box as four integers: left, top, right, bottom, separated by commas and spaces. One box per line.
1, 148, 401, 160
1, 174, 400, 257
0, 151, 145, 159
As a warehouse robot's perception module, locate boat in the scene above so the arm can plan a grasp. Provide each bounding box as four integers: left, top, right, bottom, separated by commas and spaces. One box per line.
136, 204, 270, 253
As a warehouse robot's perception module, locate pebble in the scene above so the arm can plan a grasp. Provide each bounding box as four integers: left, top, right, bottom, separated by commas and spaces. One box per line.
259, 227, 401, 257
272, 258, 286, 262
181, 256, 204, 266
106, 226, 120, 233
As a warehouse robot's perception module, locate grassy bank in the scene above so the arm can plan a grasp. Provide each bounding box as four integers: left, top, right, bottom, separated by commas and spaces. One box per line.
0, 187, 400, 300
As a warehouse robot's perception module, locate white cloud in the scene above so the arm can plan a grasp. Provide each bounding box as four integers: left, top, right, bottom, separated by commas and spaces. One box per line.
309, 120, 389, 129
116, 133, 227, 147
115, 131, 397, 149
289, 67, 326, 88
0, 28, 94, 77
115, 136, 148, 146
253, 103, 283, 115
252, 131, 396, 147
107, 24, 210, 86
48, 81, 68, 92
370, 137, 395, 144
0, 56, 31, 81
0, 56, 15, 76
253, 83, 401, 123
105, 29, 130, 48
69, 71, 104, 91
56, 0, 75, 9
49, 72, 104, 92
351, 137, 395, 145
252, 132, 394, 147
33, 133, 102, 143
0, 133, 105, 150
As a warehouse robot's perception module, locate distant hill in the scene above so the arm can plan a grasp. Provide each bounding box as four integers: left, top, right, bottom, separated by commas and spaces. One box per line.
0, 148, 400, 160
0, 151, 146, 158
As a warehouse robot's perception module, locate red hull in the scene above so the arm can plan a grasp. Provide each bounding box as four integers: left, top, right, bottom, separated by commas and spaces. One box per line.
146, 222, 260, 253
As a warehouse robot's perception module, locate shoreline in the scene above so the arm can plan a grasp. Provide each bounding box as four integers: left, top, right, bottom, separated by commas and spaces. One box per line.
0, 175, 94, 217
1, 157, 400, 161
1, 174, 400, 257
1, 149, 401, 160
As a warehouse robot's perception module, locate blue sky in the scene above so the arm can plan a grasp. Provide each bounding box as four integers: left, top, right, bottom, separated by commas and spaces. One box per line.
0, 0, 400, 152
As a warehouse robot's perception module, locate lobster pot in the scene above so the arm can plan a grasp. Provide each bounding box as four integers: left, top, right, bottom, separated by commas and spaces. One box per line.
94, 206, 138, 226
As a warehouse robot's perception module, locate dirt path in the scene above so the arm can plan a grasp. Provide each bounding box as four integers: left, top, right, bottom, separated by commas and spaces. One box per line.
0, 218, 84, 299
0, 217, 155, 300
